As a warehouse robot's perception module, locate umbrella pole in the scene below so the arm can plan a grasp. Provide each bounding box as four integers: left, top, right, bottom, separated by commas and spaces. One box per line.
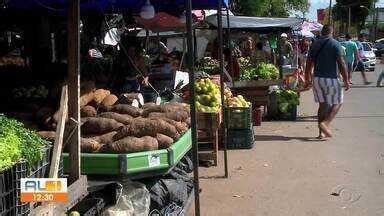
217, 0, 229, 178
193, 29, 197, 61
277, 30, 283, 79
226, 7, 233, 85
185, 0, 200, 215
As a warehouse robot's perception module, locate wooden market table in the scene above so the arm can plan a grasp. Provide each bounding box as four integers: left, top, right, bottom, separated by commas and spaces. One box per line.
228, 80, 283, 124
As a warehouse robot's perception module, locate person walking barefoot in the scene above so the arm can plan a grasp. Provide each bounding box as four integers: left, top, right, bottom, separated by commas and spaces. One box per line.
305, 25, 350, 139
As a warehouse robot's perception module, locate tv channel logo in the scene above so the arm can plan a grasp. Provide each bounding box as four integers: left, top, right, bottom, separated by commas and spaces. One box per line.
20, 178, 68, 202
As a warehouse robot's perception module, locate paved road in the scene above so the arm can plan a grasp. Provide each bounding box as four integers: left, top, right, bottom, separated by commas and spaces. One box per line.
196, 66, 384, 216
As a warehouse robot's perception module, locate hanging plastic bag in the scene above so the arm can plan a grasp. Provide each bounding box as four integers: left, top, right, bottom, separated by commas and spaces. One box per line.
102, 180, 150, 216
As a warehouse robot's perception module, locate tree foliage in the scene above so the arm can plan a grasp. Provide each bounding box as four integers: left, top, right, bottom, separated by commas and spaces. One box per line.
333, 0, 378, 29
231, 0, 310, 18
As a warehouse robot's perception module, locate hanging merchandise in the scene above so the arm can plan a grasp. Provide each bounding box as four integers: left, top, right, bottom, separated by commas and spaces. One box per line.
140, 0, 155, 19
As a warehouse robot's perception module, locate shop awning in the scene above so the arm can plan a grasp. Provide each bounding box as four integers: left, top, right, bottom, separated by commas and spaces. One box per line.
205, 15, 302, 31
4, 0, 229, 15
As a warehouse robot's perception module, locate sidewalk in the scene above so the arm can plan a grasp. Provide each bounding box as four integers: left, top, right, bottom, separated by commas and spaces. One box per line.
196, 72, 384, 216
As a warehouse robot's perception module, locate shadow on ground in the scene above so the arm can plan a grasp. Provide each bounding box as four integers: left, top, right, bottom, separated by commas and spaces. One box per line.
255, 135, 325, 142
295, 116, 318, 122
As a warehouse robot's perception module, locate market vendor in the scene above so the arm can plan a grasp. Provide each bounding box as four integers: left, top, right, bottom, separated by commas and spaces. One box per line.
255, 42, 267, 63
224, 48, 240, 79
279, 33, 293, 65
115, 38, 149, 93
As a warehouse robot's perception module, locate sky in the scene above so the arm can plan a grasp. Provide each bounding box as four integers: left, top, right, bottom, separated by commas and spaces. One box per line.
307, 0, 384, 21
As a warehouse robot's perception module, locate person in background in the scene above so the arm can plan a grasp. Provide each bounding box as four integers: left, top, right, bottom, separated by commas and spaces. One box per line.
354, 34, 370, 85
279, 33, 293, 65
377, 71, 384, 87
255, 42, 267, 63
377, 58, 384, 87
243, 36, 255, 57
341, 34, 359, 84
115, 38, 149, 93
88, 41, 103, 59
299, 37, 312, 71
305, 24, 350, 139
224, 48, 240, 79
262, 37, 272, 61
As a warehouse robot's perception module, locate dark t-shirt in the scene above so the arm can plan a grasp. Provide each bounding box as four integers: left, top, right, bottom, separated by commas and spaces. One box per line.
308, 36, 343, 78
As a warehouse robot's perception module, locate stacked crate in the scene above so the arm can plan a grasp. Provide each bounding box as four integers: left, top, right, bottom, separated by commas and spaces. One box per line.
225, 106, 254, 149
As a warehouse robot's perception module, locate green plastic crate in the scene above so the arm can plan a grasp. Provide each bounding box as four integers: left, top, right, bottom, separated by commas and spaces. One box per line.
63, 130, 191, 176
225, 106, 252, 129
227, 128, 254, 149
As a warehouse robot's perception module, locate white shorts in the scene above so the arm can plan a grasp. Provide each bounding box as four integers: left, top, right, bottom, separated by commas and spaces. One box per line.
313, 77, 343, 105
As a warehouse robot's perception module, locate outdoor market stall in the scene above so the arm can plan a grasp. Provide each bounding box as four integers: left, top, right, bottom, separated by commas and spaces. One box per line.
204, 14, 303, 122
1, 0, 230, 215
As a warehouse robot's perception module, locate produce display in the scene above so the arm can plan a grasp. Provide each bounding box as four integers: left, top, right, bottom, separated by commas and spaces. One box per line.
78, 101, 190, 154
12, 85, 49, 99
197, 57, 220, 75
226, 95, 251, 108
255, 63, 279, 80
238, 57, 279, 81
195, 78, 221, 113
275, 89, 300, 113
0, 56, 25, 66
194, 78, 251, 111
0, 114, 45, 171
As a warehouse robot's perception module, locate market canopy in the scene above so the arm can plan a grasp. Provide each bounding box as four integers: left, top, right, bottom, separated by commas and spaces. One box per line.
4, 0, 229, 15
205, 15, 302, 31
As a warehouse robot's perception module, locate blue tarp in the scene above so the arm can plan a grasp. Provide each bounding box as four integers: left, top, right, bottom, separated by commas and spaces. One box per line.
5, 0, 228, 15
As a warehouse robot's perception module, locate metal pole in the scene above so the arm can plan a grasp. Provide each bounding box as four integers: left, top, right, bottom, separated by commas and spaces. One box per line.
68, 0, 81, 183
348, 7, 351, 33
226, 8, 233, 83
193, 29, 197, 61
222, 7, 230, 178
375, 6, 379, 41
328, 0, 332, 25
185, 0, 200, 215
277, 31, 283, 79
145, 29, 149, 53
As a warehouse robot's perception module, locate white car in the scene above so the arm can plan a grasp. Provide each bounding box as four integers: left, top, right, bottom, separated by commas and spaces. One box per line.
361, 42, 376, 71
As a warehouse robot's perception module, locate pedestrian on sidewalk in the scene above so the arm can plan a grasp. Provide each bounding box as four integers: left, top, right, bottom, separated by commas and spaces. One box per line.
304, 25, 350, 139
354, 34, 371, 85
377, 58, 384, 87
341, 34, 359, 84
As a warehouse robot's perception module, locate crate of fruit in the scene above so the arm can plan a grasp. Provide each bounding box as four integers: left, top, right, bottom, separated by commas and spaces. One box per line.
225, 95, 252, 129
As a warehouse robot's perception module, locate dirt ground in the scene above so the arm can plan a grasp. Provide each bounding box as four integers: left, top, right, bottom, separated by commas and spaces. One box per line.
191, 70, 384, 216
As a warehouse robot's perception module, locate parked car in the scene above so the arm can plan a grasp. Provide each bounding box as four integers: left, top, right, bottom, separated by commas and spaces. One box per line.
361, 42, 376, 71
374, 38, 384, 57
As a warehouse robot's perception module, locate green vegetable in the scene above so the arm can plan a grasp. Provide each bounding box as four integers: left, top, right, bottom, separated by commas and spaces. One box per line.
239, 60, 279, 81
255, 63, 279, 80
275, 90, 299, 114
0, 114, 46, 172
0, 130, 21, 171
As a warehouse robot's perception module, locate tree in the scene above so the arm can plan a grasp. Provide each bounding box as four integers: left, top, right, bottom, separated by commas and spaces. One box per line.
231, 0, 310, 18
333, 0, 378, 30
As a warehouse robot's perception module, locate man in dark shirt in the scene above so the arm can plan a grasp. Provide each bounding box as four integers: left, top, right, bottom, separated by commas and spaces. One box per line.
305, 25, 350, 139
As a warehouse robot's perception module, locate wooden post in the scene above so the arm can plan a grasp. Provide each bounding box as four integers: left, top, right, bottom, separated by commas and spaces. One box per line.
49, 85, 68, 178
68, 0, 81, 183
